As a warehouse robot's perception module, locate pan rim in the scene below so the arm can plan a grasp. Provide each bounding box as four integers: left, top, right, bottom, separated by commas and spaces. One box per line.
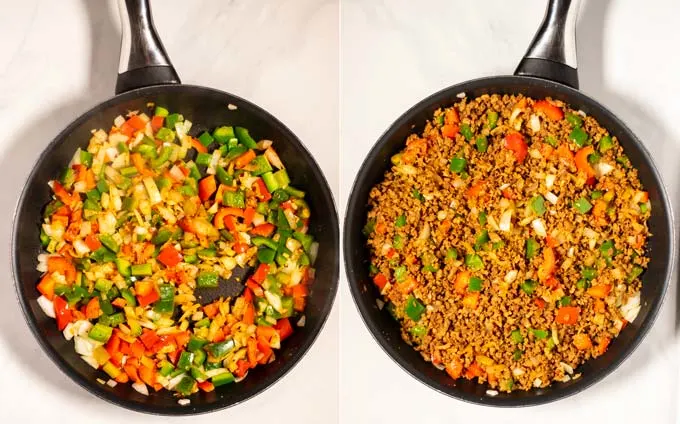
343, 74, 675, 407
11, 83, 340, 415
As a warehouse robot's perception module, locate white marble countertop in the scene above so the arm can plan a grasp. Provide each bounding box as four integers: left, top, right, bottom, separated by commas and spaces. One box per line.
340, 0, 680, 423
0, 0, 338, 422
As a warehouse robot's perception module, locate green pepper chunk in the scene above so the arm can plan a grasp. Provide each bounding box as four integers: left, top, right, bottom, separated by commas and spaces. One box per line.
88, 323, 113, 343
474, 230, 489, 251
213, 126, 236, 144
174, 375, 196, 396
284, 185, 305, 199
99, 234, 119, 253
205, 339, 236, 360
262, 172, 279, 193
511, 329, 523, 344
154, 106, 169, 117
468, 276, 483, 292
234, 127, 258, 149
395, 215, 407, 227
94, 279, 113, 293
215, 166, 233, 186
460, 123, 473, 141
404, 295, 426, 321
449, 157, 466, 173
177, 351, 194, 371
152, 228, 173, 245
98, 312, 124, 327
409, 325, 428, 338
165, 113, 183, 129
581, 266, 597, 280
223, 190, 245, 208
197, 272, 219, 288
627, 265, 644, 282
411, 188, 425, 202
252, 236, 279, 251
196, 152, 212, 167
257, 248, 276, 264
155, 127, 175, 143
187, 336, 209, 352
487, 111, 498, 129
566, 113, 582, 127
520, 279, 537, 295
599, 135, 613, 153
80, 150, 93, 167
570, 127, 588, 147
574, 197, 593, 214
131, 263, 152, 276
531, 195, 546, 216
212, 372, 235, 387
154, 284, 175, 313
465, 253, 483, 270
475, 136, 488, 153
559, 296, 571, 306
198, 131, 214, 147
393, 234, 404, 250
446, 248, 458, 260
247, 155, 273, 176
532, 329, 549, 339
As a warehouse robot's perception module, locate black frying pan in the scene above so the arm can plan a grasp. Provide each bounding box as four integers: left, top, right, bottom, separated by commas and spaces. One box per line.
12, 0, 338, 415
344, 0, 673, 406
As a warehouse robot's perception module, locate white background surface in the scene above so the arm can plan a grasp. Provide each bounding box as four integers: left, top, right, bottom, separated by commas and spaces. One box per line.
340, 0, 680, 423
0, 0, 338, 422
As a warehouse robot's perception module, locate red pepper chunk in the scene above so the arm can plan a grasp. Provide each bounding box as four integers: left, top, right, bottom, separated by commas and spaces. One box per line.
533, 100, 564, 121
252, 264, 270, 284
53, 296, 73, 331
253, 178, 272, 201
157, 245, 183, 267
198, 175, 217, 201
250, 223, 275, 237
275, 318, 294, 341
504, 132, 528, 163
373, 273, 388, 290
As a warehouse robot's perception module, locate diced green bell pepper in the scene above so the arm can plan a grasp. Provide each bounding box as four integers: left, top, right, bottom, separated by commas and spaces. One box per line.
234, 127, 258, 149
177, 351, 194, 371
80, 150, 93, 167
155, 127, 175, 143
98, 312, 124, 328
223, 190, 245, 208
212, 371, 235, 387
526, 238, 539, 260
174, 375, 196, 396
404, 296, 425, 321
154, 106, 169, 117
213, 126, 236, 144
204, 339, 236, 360
131, 263, 152, 276
273, 169, 290, 189
88, 323, 113, 343
215, 166, 233, 186
197, 272, 219, 288
154, 284, 175, 313
247, 155, 272, 176
261, 172, 279, 193
152, 228, 173, 245
192, 348, 206, 367
99, 234, 119, 253
257, 248, 276, 264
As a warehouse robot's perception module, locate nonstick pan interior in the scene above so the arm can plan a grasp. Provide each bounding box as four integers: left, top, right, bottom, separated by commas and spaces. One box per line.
343, 75, 673, 406
13, 84, 339, 415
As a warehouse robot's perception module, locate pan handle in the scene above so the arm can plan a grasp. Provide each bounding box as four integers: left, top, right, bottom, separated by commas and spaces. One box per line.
115, 0, 181, 94
514, 0, 581, 89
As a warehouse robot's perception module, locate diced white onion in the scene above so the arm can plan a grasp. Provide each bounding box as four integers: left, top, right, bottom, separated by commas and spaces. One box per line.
297, 315, 306, 327
178, 399, 190, 406
207, 150, 221, 175
114, 115, 125, 127
560, 362, 574, 375
533, 378, 543, 387
132, 382, 149, 396
486, 390, 499, 397
73, 239, 91, 256
499, 210, 513, 232
167, 373, 186, 389
252, 213, 265, 227
37, 296, 55, 318
620, 292, 641, 322
81, 355, 99, 369
510, 108, 522, 123
594, 162, 614, 177
106, 379, 118, 388
583, 227, 598, 240
264, 148, 284, 169
452, 179, 465, 189
36, 254, 49, 272
62, 322, 75, 341
143, 177, 162, 204
545, 191, 558, 205
529, 114, 541, 132
504, 270, 518, 283
418, 223, 431, 240
529, 149, 542, 159
513, 368, 524, 377
309, 242, 319, 265
74, 336, 97, 357
545, 174, 556, 189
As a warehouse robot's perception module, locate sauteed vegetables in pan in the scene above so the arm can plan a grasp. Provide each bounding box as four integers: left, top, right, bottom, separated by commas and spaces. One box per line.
365, 94, 649, 392
36, 106, 317, 398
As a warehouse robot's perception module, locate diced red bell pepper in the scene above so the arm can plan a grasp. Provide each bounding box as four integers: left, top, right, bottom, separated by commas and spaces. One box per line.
139, 329, 161, 350
157, 245, 183, 268
504, 132, 528, 163
235, 150, 256, 169
47, 256, 77, 283
253, 178, 272, 201
150, 115, 164, 132
198, 175, 217, 202
250, 223, 275, 237
37, 274, 56, 300
257, 335, 273, 364
575, 146, 596, 178
53, 296, 73, 331
126, 115, 146, 131
252, 264, 270, 284
533, 100, 564, 121
246, 279, 264, 297
224, 215, 238, 231
274, 318, 293, 341
243, 207, 256, 226
372, 273, 388, 290
234, 359, 250, 378
51, 181, 77, 207
234, 242, 248, 254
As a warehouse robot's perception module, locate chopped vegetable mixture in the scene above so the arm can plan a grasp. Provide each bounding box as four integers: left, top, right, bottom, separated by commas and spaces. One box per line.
36, 106, 317, 398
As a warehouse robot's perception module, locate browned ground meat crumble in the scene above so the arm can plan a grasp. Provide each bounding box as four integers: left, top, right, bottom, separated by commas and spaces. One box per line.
365, 93, 650, 392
